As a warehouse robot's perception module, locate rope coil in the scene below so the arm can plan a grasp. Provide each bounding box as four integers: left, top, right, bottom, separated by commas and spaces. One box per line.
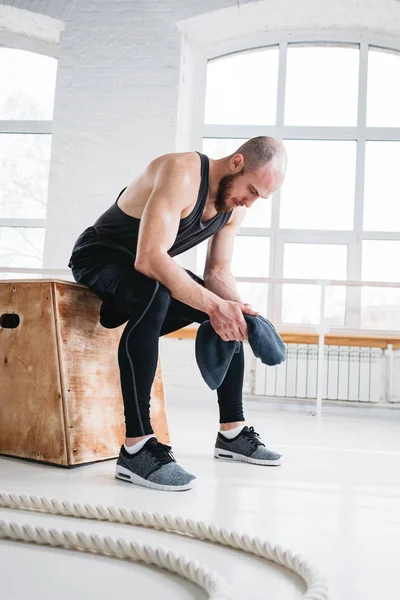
0, 491, 328, 599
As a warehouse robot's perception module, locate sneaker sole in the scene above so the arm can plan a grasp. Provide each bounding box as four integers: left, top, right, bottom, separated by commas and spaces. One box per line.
115, 465, 195, 491
214, 448, 283, 466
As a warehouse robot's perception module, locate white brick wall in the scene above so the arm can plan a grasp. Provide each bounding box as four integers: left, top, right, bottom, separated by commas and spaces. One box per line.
44, 0, 182, 268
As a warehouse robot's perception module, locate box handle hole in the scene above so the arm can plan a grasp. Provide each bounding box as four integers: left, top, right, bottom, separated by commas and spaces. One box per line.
0, 313, 20, 329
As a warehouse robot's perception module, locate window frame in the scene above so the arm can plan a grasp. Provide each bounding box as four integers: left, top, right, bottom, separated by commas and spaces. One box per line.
0, 37, 57, 263
199, 39, 400, 329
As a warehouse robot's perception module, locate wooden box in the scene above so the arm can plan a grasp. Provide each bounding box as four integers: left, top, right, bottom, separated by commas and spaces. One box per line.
0, 280, 169, 467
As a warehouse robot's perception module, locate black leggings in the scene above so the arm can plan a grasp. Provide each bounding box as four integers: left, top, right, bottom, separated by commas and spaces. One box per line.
71, 249, 245, 437
119, 283, 245, 437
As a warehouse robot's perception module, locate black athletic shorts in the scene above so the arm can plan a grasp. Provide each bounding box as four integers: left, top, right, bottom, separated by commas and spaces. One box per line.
69, 245, 203, 329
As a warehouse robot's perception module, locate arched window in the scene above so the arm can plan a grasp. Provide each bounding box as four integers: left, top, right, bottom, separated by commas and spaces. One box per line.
0, 47, 57, 273
200, 43, 400, 330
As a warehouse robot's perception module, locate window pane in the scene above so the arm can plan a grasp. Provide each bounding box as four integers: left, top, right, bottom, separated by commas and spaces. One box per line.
361, 241, 400, 330
280, 140, 356, 230
282, 284, 346, 325
0, 228, 45, 268
236, 282, 268, 315
282, 284, 319, 324
196, 236, 270, 278
367, 48, 400, 127
241, 199, 271, 228
232, 236, 270, 277
283, 243, 347, 279
285, 45, 359, 126
325, 285, 346, 326
203, 138, 272, 228
205, 48, 279, 125
0, 134, 51, 219
196, 239, 208, 275
362, 241, 400, 282
363, 142, 400, 231
282, 243, 347, 325
0, 48, 57, 120
361, 287, 400, 330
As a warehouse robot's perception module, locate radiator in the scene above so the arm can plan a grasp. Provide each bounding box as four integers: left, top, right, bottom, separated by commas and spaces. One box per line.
256, 344, 388, 403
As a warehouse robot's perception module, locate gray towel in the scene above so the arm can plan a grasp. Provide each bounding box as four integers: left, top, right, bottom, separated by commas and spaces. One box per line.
195, 315, 286, 390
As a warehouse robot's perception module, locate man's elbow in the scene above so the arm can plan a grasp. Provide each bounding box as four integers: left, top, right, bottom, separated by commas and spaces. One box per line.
134, 256, 152, 276
134, 252, 167, 277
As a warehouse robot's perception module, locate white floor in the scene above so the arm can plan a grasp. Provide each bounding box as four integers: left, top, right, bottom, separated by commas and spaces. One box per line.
1, 399, 400, 600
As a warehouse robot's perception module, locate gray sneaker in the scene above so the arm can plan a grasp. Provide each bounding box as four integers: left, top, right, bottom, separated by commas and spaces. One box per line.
214, 426, 282, 466
115, 438, 196, 491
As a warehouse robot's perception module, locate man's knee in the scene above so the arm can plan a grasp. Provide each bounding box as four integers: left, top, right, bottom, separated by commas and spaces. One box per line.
121, 283, 172, 338
152, 283, 172, 312
137, 282, 172, 331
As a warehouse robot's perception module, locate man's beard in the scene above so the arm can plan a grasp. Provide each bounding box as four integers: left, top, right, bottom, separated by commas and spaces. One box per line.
214, 171, 243, 214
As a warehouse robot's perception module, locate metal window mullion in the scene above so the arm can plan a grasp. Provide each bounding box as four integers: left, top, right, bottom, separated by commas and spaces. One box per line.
221, 124, 400, 140
270, 233, 285, 323
0, 120, 52, 134
349, 135, 365, 327
271, 41, 287, 229
267, 230, 280, 321
362, 231, 400, 240
268, 42, 287, 321
282, 126, 359, 140
358, 42, 369, 132
275, 41, 287, 134
237, 227, 272, 236
347, 42, 369, 328
203, 124, 379, 140
365, 128, 400, 141
346, 236, 361, 328
353, 135, 367, 234
272, 230, 355, 242
242, 229, 359, 239
355, 41, 369, 232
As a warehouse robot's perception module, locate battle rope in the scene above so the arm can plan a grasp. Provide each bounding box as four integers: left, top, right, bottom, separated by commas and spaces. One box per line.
0, 492, 328, 599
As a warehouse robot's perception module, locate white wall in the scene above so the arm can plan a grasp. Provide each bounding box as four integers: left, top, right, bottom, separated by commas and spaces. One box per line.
39, 0, 400, 269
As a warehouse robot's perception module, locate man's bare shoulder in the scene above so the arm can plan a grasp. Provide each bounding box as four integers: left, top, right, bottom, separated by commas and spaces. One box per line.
149, 151, 201, 182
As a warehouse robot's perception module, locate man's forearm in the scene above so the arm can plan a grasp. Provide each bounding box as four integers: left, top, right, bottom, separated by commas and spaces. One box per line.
204, 268, 243, 303
135, 254, 222, 315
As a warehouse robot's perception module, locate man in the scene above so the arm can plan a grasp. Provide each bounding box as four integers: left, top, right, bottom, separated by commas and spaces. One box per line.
69, 136, 287, 492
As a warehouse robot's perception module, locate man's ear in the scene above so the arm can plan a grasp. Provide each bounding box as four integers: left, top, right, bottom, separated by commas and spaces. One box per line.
231, 153, 244, 172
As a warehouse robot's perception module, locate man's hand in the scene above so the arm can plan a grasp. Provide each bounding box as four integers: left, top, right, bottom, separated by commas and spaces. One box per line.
240, 303, 259, 317
208, 300, 258, 341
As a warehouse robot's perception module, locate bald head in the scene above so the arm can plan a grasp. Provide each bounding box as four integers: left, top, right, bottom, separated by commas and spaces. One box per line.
234, 136, 287, 175
213, 136, 287, 214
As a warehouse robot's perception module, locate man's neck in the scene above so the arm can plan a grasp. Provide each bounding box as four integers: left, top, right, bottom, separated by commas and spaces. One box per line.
207, 157, 228, 201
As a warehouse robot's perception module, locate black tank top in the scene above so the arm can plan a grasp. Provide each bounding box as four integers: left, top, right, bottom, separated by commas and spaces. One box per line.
69, 152, 232, 263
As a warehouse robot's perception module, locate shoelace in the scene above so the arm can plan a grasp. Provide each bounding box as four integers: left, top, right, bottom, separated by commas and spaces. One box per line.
243, 426, 266, 450
148, 441, 176, 466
